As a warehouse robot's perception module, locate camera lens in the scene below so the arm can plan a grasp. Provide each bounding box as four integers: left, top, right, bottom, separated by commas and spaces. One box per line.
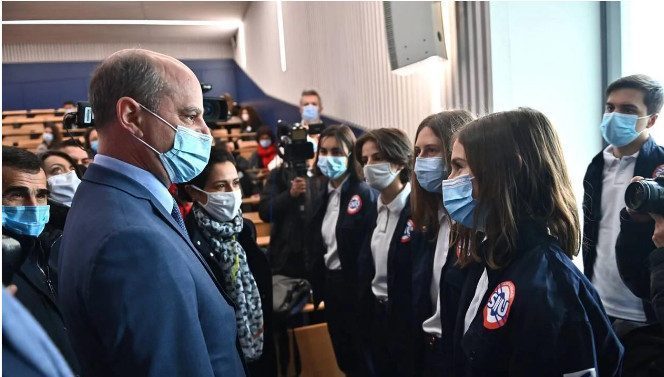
624, 182, 645, 211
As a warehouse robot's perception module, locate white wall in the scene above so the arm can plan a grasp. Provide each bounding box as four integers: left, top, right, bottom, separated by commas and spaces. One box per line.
237, 1, 455, 137
3, 42, 234, 63
490, 1, 602, 264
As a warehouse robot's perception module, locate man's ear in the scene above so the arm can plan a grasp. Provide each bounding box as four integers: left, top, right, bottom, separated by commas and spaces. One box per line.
647, 113, 659, 129
116, 97, 144, 137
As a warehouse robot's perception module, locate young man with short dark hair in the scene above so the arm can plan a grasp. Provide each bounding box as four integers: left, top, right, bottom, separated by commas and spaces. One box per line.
583, 74, 664, 326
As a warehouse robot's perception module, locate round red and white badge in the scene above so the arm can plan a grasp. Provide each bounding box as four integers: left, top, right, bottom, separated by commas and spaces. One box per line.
347, 195, 362, 215
483, 281, 515, 330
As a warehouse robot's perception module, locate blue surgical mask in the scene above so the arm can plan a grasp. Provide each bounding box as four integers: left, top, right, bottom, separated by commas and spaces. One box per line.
415, 157, 447, 193
600, 112, 650, 147
317, 156, 348, 180
2, 205, 50, 237
42, 133, 54, 144
90, 140, 99, 153
134, 104, 213, 184
259, 139, 272, 148
442, 175, 478, 228
302, 105, 319, 122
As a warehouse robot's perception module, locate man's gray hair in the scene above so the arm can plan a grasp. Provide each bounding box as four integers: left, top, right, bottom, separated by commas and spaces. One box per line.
89, 50, 171, 127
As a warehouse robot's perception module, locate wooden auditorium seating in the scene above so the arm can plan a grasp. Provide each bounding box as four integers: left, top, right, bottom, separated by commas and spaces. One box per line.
293, 323, 344, 377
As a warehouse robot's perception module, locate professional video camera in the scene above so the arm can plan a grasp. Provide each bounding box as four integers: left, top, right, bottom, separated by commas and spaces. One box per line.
625, 176, 664, 215
63, 101, 94, 130
201, 84, 229, 125
277, 121, 316, 177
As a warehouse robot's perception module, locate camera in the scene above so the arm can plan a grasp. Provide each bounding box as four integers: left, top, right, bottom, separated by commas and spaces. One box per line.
201, 84, 229, 125
63, 101, 94, 129
625, 176, 664, 215
277, 121, 316, 177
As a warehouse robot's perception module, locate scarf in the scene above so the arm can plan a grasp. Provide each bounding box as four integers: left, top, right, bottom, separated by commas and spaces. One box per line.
256, 144, 277, 168
193, 205, 264, 361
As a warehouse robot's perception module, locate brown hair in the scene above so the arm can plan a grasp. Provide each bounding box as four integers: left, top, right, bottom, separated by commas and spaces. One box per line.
313, 124, 360, 181
354, 128, 412, 184
300, 89, 322, 107
606, 74, 664, 115
456, 108, 580, 269
411, 110, 475, 235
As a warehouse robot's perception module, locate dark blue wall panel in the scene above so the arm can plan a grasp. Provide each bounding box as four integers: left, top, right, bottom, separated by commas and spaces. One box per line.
3, 58, 360, 133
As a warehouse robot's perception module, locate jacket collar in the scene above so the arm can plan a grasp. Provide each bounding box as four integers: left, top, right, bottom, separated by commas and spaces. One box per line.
82, 163, 190, 247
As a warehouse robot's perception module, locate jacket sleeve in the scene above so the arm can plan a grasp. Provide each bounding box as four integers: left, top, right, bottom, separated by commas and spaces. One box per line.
650, 248, 664, 325
615, 207, 656, 299
258, 170, 293, 223
86, 227, 218, 377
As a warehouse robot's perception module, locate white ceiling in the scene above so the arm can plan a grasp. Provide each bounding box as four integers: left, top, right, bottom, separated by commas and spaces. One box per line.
2, 1, 249, 44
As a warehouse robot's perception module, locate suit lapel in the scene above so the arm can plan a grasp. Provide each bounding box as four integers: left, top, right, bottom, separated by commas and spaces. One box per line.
84, 164, 226, 294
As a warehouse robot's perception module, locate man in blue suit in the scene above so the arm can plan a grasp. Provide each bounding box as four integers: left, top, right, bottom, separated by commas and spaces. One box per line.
58, 49, 246, 376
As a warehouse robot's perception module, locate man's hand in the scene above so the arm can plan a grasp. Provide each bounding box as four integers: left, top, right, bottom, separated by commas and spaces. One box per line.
290, 177, 307, 198
652, 213, 664, 248
627, 176, 652, 222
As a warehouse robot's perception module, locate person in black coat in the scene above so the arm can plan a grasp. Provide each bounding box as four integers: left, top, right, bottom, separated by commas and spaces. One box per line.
258, 156, 316, 279
354, 128, 426, 377
447, 108, 622, 376
614, 181, 664, 376
307, 125, 377, 376
2, 146, 80, 374
179, 146, 277, 377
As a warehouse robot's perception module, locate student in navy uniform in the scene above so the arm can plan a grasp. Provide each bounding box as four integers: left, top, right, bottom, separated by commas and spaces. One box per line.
308, 125, 377, 376
410, 110, 475, 377
446, 108, 623, 376
355, 128, 424, 377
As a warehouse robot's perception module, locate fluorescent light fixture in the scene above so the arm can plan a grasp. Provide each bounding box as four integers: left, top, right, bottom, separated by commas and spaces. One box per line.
276, 0, 287, 72
3, 19, 243, 28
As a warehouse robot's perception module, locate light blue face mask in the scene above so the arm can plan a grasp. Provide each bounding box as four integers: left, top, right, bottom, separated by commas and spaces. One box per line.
442, 175, 478, 228
90, 140, 99, 153
2, 205, 50, 237
135, 104, 213, 184
600, 112, 650, 147
302, 105, 319, 122
317, 155, 348, 180
415, 157, 447, 193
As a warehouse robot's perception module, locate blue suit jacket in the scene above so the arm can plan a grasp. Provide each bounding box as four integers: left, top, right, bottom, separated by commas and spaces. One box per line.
58, 163, 246, 377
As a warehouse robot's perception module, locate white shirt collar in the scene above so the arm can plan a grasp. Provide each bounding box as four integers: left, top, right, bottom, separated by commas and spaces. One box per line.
378, 182, 411, 213
92, 154, 174, 212
602, 144, 640, 164
327, 177, 348, 194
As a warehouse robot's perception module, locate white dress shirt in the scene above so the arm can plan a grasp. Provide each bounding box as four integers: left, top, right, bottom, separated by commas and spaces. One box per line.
593, 145, 645, 322
371, 183, 411, 299
93, 154, 174, 212
322, 178, 347, 270
422, 209, 452, 336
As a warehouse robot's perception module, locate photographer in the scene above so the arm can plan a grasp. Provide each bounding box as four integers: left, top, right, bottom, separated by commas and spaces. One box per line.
616, 176, 664, 376
258, 125, 319, 279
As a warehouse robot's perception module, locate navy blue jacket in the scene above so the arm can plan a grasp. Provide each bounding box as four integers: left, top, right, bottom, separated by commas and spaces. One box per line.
58, 164, 246, 377
583, 137, 664, 280
454, 222, 624, 377
308, 175, 377, 305
357, 195, 430, 376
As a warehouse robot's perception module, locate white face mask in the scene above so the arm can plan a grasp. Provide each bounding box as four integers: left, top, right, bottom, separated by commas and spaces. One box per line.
193, 186, 242, 222
47, 170, 81, 207
363, 162, 400, 191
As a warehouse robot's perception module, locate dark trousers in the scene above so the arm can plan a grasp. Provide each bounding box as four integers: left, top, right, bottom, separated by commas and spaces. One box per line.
325, 269, 366, 376
422, 333, 445, 377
